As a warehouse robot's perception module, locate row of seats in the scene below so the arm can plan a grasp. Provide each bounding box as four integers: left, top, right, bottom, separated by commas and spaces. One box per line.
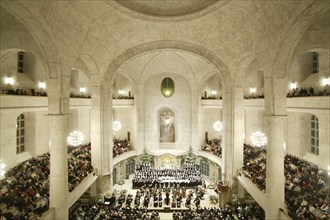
242, 144, 329, 219
113, 138, 133, 158
70, 199, 264, 220
201, 138, 222, 158
0, 144, 94, 219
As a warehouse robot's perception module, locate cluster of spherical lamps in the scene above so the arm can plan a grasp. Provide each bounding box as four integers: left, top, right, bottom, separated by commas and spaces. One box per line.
213, 121, 223, 132
112, 121, 122, 132
250, 131, 267, 147
67, 130, 85, 146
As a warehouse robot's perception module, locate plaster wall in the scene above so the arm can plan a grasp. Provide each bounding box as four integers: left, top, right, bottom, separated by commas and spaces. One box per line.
285, 112, 309, 158
244, 109, 266, 146
200, 108, 223, 143
143, 74, 190, 151
113, 107, 135, 144
35, 111, 49, 155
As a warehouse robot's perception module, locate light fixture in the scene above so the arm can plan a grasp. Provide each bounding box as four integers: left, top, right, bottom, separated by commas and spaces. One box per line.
118, 90, 125, 95
289, 82, 297, 90
322, 77, 330, 86
213, 121, 223, 132
0, 162, 6, 180
38, 81, 46, 89
67, 131, 85, 146
112, 120, 122, 131
249, 87, 256, 94
250, 131, 267, 147
211, 90, 217, 95
80, 87, 86, 93
4, 76, 14, 85
161, 77, 175, 98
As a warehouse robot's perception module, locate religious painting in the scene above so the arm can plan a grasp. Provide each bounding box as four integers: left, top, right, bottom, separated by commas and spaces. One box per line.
160, 109, 175, 142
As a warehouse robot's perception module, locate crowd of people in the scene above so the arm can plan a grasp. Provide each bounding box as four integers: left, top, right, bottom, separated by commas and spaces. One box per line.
0, 87, 92, 98
242, 144, 330, 219
70, 93, 91, 99
284, 154, 329, 220
69, 200, 99, 220
113, 95, 134, 99
0, 144, 94, 219
243, 86, 330, 99
172, 202, 264, 220
0, 153, 50, 219
70, 192, 264, 220
242, 144, 267, 192
287, 87, 329, 98
201, 138, 222, 158
113, 139, 133, 158
132, 163, 202, 188
1, 88, 47, 96
244, 94, 265, 99
68, 144, 94, 192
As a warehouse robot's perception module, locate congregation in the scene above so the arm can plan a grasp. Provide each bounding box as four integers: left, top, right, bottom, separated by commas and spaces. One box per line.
132, 163, 202, 188
201, 138, 222, 158
242, 144, 329, 220
0, 144, 94, 219
113, 139, 133, 158
70, 192, 265, 220
68, 144, 94, 192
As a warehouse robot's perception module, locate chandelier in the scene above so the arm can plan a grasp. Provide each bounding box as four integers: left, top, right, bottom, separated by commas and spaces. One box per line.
213, 121, 223, 132
67, 130, 85, 146
0, 162, 6, 180
112, 120, 122, 131
250, 131, 267, 147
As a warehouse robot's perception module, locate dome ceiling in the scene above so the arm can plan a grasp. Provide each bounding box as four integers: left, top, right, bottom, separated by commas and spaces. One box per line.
107, 0, 228, 18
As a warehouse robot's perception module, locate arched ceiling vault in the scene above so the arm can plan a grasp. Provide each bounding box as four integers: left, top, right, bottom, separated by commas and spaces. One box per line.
1, 0, 327, 82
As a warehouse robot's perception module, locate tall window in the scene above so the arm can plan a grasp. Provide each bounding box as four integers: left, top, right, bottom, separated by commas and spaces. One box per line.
312, 52, 319, 74
311, 115, 319, 155
126, 159, 135, 176
200, 159, 209, 176
17, 52, 24, 73
16, 114, 25, 154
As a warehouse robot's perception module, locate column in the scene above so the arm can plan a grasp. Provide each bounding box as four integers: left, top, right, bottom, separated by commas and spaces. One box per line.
222, 85, 244, 204
48, 114, 69, 219
265, 116, 285, 220
91, 85, 111, 195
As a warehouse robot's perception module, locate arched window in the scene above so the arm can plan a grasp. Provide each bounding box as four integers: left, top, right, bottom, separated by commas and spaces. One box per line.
200, 159, 209, 176
126, 159, 135, 176
311, 115, 319, 155
113, 169, 117, 185
16, 114, 25, 154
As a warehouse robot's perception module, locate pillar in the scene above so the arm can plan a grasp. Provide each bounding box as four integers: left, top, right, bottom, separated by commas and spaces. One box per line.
265, 116, 285, 220
222, 85, 244, 204
91, 85, 111, 195
48, 114, 69, 219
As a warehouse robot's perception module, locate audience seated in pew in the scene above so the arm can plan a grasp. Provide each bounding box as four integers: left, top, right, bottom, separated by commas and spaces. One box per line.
201, 138, 222, 158
242, 144, 330, 220
0, 144, 94, 219
113, 138, 133, 158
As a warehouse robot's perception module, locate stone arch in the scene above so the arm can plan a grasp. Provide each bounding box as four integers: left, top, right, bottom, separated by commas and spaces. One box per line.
0, 3, 66, 114
79, 53, 101, 87
272, 1, 329, 79
103, 40, 231, 90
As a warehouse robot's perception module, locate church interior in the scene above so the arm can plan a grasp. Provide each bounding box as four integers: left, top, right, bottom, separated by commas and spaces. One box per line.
0, 0, 329, 219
